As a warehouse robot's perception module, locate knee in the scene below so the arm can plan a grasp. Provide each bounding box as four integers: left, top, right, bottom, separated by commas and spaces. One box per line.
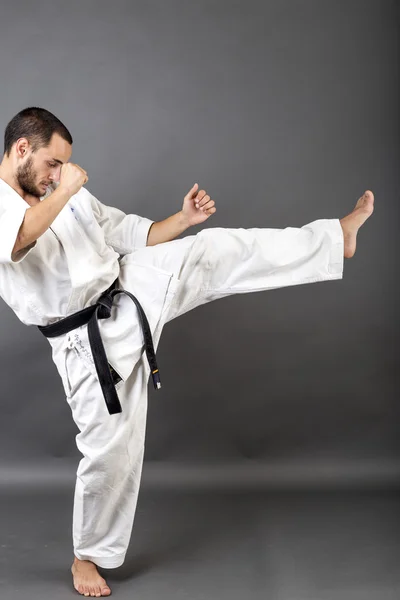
80, 447, 144, 494
77, 433, 145, 493
181, 228, 217, 274
196, 227, 251, 270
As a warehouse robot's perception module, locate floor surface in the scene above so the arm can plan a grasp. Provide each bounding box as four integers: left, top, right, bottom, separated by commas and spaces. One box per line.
0, 488, 399, 599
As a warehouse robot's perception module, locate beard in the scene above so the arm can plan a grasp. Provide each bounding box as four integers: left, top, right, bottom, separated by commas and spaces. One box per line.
15, 155, 44, 198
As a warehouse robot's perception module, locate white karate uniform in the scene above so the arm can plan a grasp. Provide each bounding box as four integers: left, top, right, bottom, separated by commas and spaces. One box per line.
0, 176, 344, 568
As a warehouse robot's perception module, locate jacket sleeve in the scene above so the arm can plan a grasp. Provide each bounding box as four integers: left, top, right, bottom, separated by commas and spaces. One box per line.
87, 190, 155, 254
0, 198, 37, 264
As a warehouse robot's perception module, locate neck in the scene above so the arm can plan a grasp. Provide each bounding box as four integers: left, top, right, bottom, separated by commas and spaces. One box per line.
0, 162, 16, 191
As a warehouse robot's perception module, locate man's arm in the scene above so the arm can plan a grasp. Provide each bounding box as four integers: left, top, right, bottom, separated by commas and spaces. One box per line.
13, 186, 72, 257
146, 211, 190, 246
12, 163, 87, 258
146, 184, 217, 246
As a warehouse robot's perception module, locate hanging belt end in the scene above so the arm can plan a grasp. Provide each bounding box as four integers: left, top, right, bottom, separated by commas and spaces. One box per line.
152, 369, 162, 390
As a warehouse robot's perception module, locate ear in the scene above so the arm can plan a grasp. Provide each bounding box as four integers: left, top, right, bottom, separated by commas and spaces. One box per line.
15, 137, 29, 158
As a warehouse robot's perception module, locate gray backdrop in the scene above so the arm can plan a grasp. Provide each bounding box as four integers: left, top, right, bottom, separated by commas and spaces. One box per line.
0, 0, 398, 489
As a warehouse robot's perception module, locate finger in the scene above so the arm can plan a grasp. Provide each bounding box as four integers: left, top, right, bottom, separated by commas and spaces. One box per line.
200, 200, 215, 211
195, 190, 207, 202
186, 183, 199, 200
205, 207, 217, 216
195, 192, 208, 209
198, 195, 211, 208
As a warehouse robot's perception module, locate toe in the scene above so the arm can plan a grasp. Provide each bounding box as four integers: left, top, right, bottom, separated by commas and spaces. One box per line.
102, 586, 111, 596
364, 190, 374, 204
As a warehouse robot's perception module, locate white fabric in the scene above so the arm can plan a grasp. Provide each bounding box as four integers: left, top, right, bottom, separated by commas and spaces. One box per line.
0, 178, 154, 324
0, 176, 344, 567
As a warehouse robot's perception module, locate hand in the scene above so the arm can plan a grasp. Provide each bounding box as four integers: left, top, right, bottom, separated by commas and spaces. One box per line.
181, 183, 217, 227
59, 162, 89, 196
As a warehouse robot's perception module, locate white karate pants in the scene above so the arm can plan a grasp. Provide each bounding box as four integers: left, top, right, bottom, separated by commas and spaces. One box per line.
59, 219, 344, 568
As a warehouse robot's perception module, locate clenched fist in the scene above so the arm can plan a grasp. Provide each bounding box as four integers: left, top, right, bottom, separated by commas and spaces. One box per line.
59, 162, 89, 196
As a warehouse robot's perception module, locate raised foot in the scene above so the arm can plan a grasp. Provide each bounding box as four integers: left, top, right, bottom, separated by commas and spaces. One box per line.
340, 190, 374, 258
71, 557, 111, 597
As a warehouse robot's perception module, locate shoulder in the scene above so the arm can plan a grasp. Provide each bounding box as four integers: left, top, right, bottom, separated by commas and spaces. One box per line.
0, 178, 28, 211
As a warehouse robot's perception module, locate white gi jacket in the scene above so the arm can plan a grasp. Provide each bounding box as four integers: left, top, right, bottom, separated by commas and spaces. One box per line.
0, 177, 180, 393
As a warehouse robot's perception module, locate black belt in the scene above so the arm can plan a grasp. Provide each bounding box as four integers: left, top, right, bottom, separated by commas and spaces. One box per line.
37, 279, 161, 415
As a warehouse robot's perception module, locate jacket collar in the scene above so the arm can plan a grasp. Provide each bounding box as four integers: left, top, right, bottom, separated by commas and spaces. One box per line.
0, 176, 48, 208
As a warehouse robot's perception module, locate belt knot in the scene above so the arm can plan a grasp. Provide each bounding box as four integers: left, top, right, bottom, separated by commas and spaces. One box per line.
97, 293, 113, 319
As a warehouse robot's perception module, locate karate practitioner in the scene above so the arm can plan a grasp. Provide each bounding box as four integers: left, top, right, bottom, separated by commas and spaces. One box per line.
0, 107, 374, 597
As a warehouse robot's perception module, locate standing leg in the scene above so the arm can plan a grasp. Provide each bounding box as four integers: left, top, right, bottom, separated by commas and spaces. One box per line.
67, 347, 149, 596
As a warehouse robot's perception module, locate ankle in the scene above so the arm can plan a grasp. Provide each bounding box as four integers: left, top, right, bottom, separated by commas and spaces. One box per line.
73, 555, 91, 565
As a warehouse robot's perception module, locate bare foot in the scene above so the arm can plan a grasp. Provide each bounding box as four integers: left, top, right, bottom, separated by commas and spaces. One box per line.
340, 190, 374, 258
71, 556, 111, 597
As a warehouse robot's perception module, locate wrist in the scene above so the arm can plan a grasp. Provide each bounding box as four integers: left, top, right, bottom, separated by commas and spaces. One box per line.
178, 210, 191, 230
57, 184, 74, 200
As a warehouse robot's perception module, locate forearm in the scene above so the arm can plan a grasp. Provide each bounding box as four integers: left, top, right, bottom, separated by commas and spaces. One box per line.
13, 186, 73, 256
146, 210, 191, 246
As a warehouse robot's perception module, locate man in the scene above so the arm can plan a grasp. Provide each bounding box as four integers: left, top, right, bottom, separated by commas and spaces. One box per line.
0, 107, 374, 597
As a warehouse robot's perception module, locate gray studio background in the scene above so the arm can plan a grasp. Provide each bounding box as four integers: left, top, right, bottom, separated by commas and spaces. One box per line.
0, 0, 398, 490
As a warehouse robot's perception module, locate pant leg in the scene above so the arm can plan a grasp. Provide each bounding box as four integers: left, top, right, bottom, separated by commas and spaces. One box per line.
61, 341, 149, 569
147, 218, 344, 323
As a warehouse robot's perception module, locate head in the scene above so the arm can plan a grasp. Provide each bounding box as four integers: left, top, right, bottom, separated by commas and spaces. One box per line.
2, 107, 73, 198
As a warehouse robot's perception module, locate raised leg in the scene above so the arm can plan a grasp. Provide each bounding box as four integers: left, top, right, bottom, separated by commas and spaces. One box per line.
162, 218, 344, 323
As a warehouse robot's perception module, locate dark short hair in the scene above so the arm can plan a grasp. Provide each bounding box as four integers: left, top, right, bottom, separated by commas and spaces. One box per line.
3, 107, 73, 157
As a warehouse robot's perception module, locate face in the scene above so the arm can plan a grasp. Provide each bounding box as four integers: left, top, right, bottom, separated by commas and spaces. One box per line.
15, 132, 72, 198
